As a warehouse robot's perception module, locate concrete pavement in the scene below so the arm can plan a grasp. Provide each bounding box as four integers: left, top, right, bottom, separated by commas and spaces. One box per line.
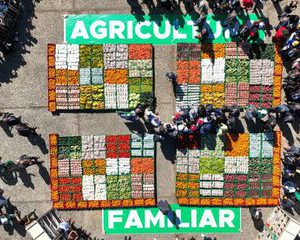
0, 0, 299, 239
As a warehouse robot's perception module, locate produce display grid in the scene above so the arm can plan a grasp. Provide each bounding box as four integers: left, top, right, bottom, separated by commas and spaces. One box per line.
176, 43, 282, 109
47, 44, 154, 112
49, 134, 156, 209
176, 132, 281, 206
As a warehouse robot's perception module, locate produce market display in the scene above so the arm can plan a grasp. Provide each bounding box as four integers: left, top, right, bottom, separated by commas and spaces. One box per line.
49, 133, 156, 209
47, 44, 154, 112
176, 132, 281, 206
176, 43, 282, 109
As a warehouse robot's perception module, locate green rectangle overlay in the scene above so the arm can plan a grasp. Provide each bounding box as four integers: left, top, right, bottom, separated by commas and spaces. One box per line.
64, 14, 263, 45
103, 204, 241, 234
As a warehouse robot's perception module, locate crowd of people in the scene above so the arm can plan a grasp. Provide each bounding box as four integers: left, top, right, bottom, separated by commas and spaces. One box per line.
193, 1, 268, 42
273, 4, 300, 58
118, 98, 299, 146
280, 145, 300, 212
283, 58, 300, 103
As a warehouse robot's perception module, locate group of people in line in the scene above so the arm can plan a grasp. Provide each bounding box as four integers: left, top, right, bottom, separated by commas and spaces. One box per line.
280, 145, 300, 211
283, 58, 300, 103
193, 2, 268, 42
273, 2, 300, 59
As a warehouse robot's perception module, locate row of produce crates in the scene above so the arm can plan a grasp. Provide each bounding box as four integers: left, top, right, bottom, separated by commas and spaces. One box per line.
48, 44, 154, 112
49, 134, 156, 209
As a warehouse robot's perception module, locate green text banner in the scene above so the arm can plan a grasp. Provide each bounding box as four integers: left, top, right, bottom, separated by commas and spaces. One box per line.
64, 14, 263, 45
102, 204, 241, 234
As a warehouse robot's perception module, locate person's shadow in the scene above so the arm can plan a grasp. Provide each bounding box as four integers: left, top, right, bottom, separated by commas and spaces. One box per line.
26, 135, 49, 154
38, 163, 50, 185
160, 136, 176, 164
166, 210, 181, 229
0, 122, 13, 137
0, 172, 18, 185
18, 168, 35, 189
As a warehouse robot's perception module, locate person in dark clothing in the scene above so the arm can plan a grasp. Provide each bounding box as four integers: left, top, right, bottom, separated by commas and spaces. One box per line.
228, 105, 240, 118
291, 90, 300, 102
0, 112, 21, 129
206, 104, 214, 117
282, 112, 295, 122
290, 104, 300, 117
158, 200, 171, 214
198, 105, 207, 118
134, 104, 145, 118
274, 104, 290, 120
227, 116, 236, 131
166, 72, 177, 83
245, 105, 258, 121
283, 1, 298, 15
264, 115, 277, 131
286, 145, 300, 155
195, 27, 209, 42
160, 0, 173, 10
153, 133, 166, 142
250, 207, 263, 220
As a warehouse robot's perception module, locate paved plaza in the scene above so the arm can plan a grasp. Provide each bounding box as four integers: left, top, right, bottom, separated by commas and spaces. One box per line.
0, 0, 299, 239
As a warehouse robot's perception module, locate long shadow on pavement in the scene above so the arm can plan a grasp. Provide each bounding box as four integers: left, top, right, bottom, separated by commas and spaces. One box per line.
18, 168, 35, 189
0, 122, 13, 137
26, 134, 49, 155
278, 121, 294, 146
160, 136, 176, 164
0, 172, 18, 185
125, 120, 148, 134
0, 1, 38, 85
38, 163, 50, 185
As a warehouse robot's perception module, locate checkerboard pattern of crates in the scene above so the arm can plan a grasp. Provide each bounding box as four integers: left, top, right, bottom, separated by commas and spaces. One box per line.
176, 43, 282, 109
49, 133, 156, 209
176, 132, 281, 206
47, 44, 154, 112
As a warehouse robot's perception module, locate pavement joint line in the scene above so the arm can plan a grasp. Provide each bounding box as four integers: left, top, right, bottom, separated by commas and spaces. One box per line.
0, 106, 48, 110
33, 8, 130, 13
11, 200, 52, 203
